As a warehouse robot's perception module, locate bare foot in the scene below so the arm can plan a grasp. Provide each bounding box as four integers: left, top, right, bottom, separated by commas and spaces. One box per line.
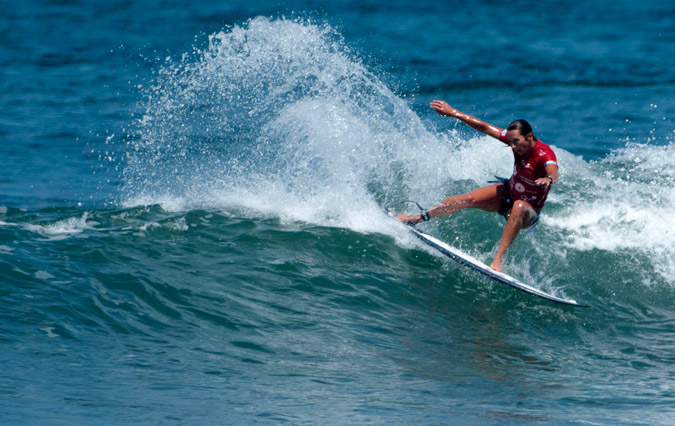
490, 259, 503, 273
396, 214, 422, 225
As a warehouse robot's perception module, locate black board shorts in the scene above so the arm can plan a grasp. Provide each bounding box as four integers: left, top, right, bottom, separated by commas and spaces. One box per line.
497, 179, 513, 218
496, 178, 540, 228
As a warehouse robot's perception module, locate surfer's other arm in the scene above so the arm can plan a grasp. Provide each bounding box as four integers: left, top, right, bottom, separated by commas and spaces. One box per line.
535, 163, 559, 187
430, 100, 504, 141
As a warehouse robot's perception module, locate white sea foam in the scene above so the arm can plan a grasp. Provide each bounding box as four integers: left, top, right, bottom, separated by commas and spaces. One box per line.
35, 270, 56, 280
25, 213, 92, 240
121, 17, 445, 236
40, 327, 59, 338
544, 143, 675, 284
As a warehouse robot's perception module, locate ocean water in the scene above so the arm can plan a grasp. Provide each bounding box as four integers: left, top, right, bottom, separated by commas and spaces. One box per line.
2, 0, 675, 424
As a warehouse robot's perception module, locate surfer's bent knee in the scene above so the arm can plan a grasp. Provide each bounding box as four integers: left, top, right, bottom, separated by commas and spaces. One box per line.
509, 201, 537, 227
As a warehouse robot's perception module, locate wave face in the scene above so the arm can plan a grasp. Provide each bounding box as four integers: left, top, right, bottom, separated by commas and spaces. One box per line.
122, 17, 675, 293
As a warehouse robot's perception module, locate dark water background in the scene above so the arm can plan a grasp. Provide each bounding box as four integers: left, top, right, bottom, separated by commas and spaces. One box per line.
2, 0, 674, 424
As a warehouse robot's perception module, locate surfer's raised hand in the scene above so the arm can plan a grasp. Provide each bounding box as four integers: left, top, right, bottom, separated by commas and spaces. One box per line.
431, 100, 503, 140
430, 100, 458, 117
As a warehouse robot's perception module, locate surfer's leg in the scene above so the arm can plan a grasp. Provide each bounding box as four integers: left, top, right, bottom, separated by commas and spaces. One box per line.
490, 200, 537, 272
396, 184, 502, 224
431, 184, 502, 217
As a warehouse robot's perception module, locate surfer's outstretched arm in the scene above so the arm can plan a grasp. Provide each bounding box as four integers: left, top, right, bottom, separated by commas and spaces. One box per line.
430, 100, 504, 142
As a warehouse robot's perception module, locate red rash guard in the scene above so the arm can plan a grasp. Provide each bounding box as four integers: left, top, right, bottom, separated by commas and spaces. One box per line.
499, 129, 558, 210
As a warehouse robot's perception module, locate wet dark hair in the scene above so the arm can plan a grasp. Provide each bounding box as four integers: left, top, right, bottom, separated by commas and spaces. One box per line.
507, 119, 534, 139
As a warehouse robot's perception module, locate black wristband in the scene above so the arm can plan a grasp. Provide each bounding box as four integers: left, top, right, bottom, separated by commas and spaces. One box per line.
421, 210, 431, 222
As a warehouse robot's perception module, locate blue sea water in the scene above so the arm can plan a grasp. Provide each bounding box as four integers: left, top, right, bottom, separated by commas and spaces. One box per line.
2, 0, 675, 424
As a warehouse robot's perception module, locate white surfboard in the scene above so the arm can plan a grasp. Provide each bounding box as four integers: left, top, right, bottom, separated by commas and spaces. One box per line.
403, 223, 588, 307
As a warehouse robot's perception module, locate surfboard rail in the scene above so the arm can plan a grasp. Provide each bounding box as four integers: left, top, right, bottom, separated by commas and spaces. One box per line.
402, 221, 589, 308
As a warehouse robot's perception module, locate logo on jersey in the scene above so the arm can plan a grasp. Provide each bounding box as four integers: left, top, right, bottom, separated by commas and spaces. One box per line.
515, 183, 525, 193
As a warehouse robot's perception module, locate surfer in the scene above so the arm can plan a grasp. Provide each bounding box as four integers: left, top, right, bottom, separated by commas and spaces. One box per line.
397, 100, 558, 272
